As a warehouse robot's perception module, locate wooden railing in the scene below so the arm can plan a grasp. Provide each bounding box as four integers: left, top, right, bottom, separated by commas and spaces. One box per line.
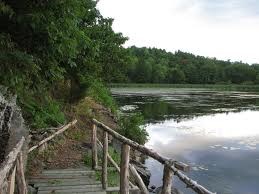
0, 137, 27, 194
0, 120, 78, 194
28, 120, 77, 153
0, 118, 215, 194
92, 119, 216, 194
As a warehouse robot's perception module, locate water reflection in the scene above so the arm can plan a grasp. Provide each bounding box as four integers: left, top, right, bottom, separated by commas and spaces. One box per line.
147, 111, 259, 149
112, 88, 259, 194
113, 88, 259, 123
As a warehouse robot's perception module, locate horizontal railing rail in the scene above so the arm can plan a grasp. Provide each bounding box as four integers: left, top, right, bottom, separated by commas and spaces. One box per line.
28, 120, 77, 153
92, 118, 216, 194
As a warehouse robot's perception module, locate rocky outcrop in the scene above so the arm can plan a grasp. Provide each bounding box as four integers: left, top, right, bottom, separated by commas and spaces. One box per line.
0, 86, 29, 194
0, 86, 28, 163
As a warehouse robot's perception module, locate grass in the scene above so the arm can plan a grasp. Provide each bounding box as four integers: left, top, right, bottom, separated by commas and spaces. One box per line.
109, 83, 259, 91
68, 128, 86, 141
87, 80, 118, 113
95, 169, 119, 187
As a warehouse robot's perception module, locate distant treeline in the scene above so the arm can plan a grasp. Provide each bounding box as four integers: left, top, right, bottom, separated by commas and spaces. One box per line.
122, 46, 259, 84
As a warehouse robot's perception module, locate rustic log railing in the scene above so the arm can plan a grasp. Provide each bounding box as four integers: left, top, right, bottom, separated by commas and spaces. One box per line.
92, 118, 216, 194
0, 137, 27, 194
28, 120, 77, 153
0, 120, 78, 194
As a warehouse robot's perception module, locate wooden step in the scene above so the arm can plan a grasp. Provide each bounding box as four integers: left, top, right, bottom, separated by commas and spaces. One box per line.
42, 172, 94, 176
42, 169, 94, 174
33, 180, 101, 187
38, 192, 106, 194
30, 173, 94, 178
38, 184, 103, 191
29, 178, 96, 183
29, 168, 106, 194
38, 187, 105, 194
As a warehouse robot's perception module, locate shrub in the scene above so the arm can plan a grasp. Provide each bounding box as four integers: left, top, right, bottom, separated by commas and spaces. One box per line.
87, 79, 117, 113
118, 113, 148, 145
19, 93, 65, 130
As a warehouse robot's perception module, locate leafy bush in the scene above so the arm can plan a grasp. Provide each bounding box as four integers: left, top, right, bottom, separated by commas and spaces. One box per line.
84, 153, 92, 167
108, 147, 120, 165
119, 113, 148, 145
19, 93, 65, 130
87, 79, 117, 113
74, 97, 94, 118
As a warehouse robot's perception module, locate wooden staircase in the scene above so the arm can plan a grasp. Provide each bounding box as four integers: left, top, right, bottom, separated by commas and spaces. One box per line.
29, 168, 106, 194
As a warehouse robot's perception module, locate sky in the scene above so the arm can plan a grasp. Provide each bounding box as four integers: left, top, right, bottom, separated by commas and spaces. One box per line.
97, 0, 259, 64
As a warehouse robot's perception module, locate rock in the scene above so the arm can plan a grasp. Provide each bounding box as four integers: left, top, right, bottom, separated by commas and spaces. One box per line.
154, 186, 184, 194
28, 185, 37, 194
0, 87, 28, 165
149, 185, 157, 192
130, 159, 151, 186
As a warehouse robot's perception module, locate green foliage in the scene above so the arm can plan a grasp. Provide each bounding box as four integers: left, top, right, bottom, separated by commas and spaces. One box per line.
87, 80, 117, 113
69, 129, 85, 141
0, 0, 128, 128
0, 33, 40, 91
108, 147, 120, 165
255, 74, 259, 84
124, 47, 259, 85
167, 67, 185, 83
75, 97, 94, 118
83, 153, 92, 167
119, 113, 148, 145
225, 63, 257, 84
19, 93, 65, 129
84, 147, 120, 187
95, 169, 119, 187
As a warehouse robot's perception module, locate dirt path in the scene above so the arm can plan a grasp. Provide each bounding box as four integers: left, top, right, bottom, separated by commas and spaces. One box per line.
27, 97, 117, 177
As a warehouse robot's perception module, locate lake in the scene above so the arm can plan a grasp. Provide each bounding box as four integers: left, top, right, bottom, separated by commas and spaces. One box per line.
111, 87, 259, 194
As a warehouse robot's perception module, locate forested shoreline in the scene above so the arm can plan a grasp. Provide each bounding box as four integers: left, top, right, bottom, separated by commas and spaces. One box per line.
1, 0, 258, 131
124, 47, 259, 85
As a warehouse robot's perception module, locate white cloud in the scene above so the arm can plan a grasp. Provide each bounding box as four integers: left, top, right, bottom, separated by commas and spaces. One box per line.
97, 0, 259, 64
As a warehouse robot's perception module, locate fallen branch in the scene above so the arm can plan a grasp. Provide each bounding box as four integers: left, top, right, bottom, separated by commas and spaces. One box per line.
28, 120, 77, 153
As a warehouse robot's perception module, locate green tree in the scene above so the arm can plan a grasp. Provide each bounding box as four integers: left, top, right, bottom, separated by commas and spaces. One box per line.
255, 74, 259, 84
167, 68, 186, 83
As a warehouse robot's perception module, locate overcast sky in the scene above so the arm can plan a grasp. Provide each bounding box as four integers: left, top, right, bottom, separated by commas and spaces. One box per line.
97, 0, 259, 64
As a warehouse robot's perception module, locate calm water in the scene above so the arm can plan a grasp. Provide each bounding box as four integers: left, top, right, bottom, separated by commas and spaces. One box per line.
111, 88, 259, 194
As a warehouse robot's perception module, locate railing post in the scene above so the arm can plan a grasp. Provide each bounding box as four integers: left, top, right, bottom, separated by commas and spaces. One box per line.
16, 152, 28, 194
7, 165, 16, 194
102, 131, 108, 190
120, 143, 130, 194
161, 162, 173, 194
92, 123, 98, 170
